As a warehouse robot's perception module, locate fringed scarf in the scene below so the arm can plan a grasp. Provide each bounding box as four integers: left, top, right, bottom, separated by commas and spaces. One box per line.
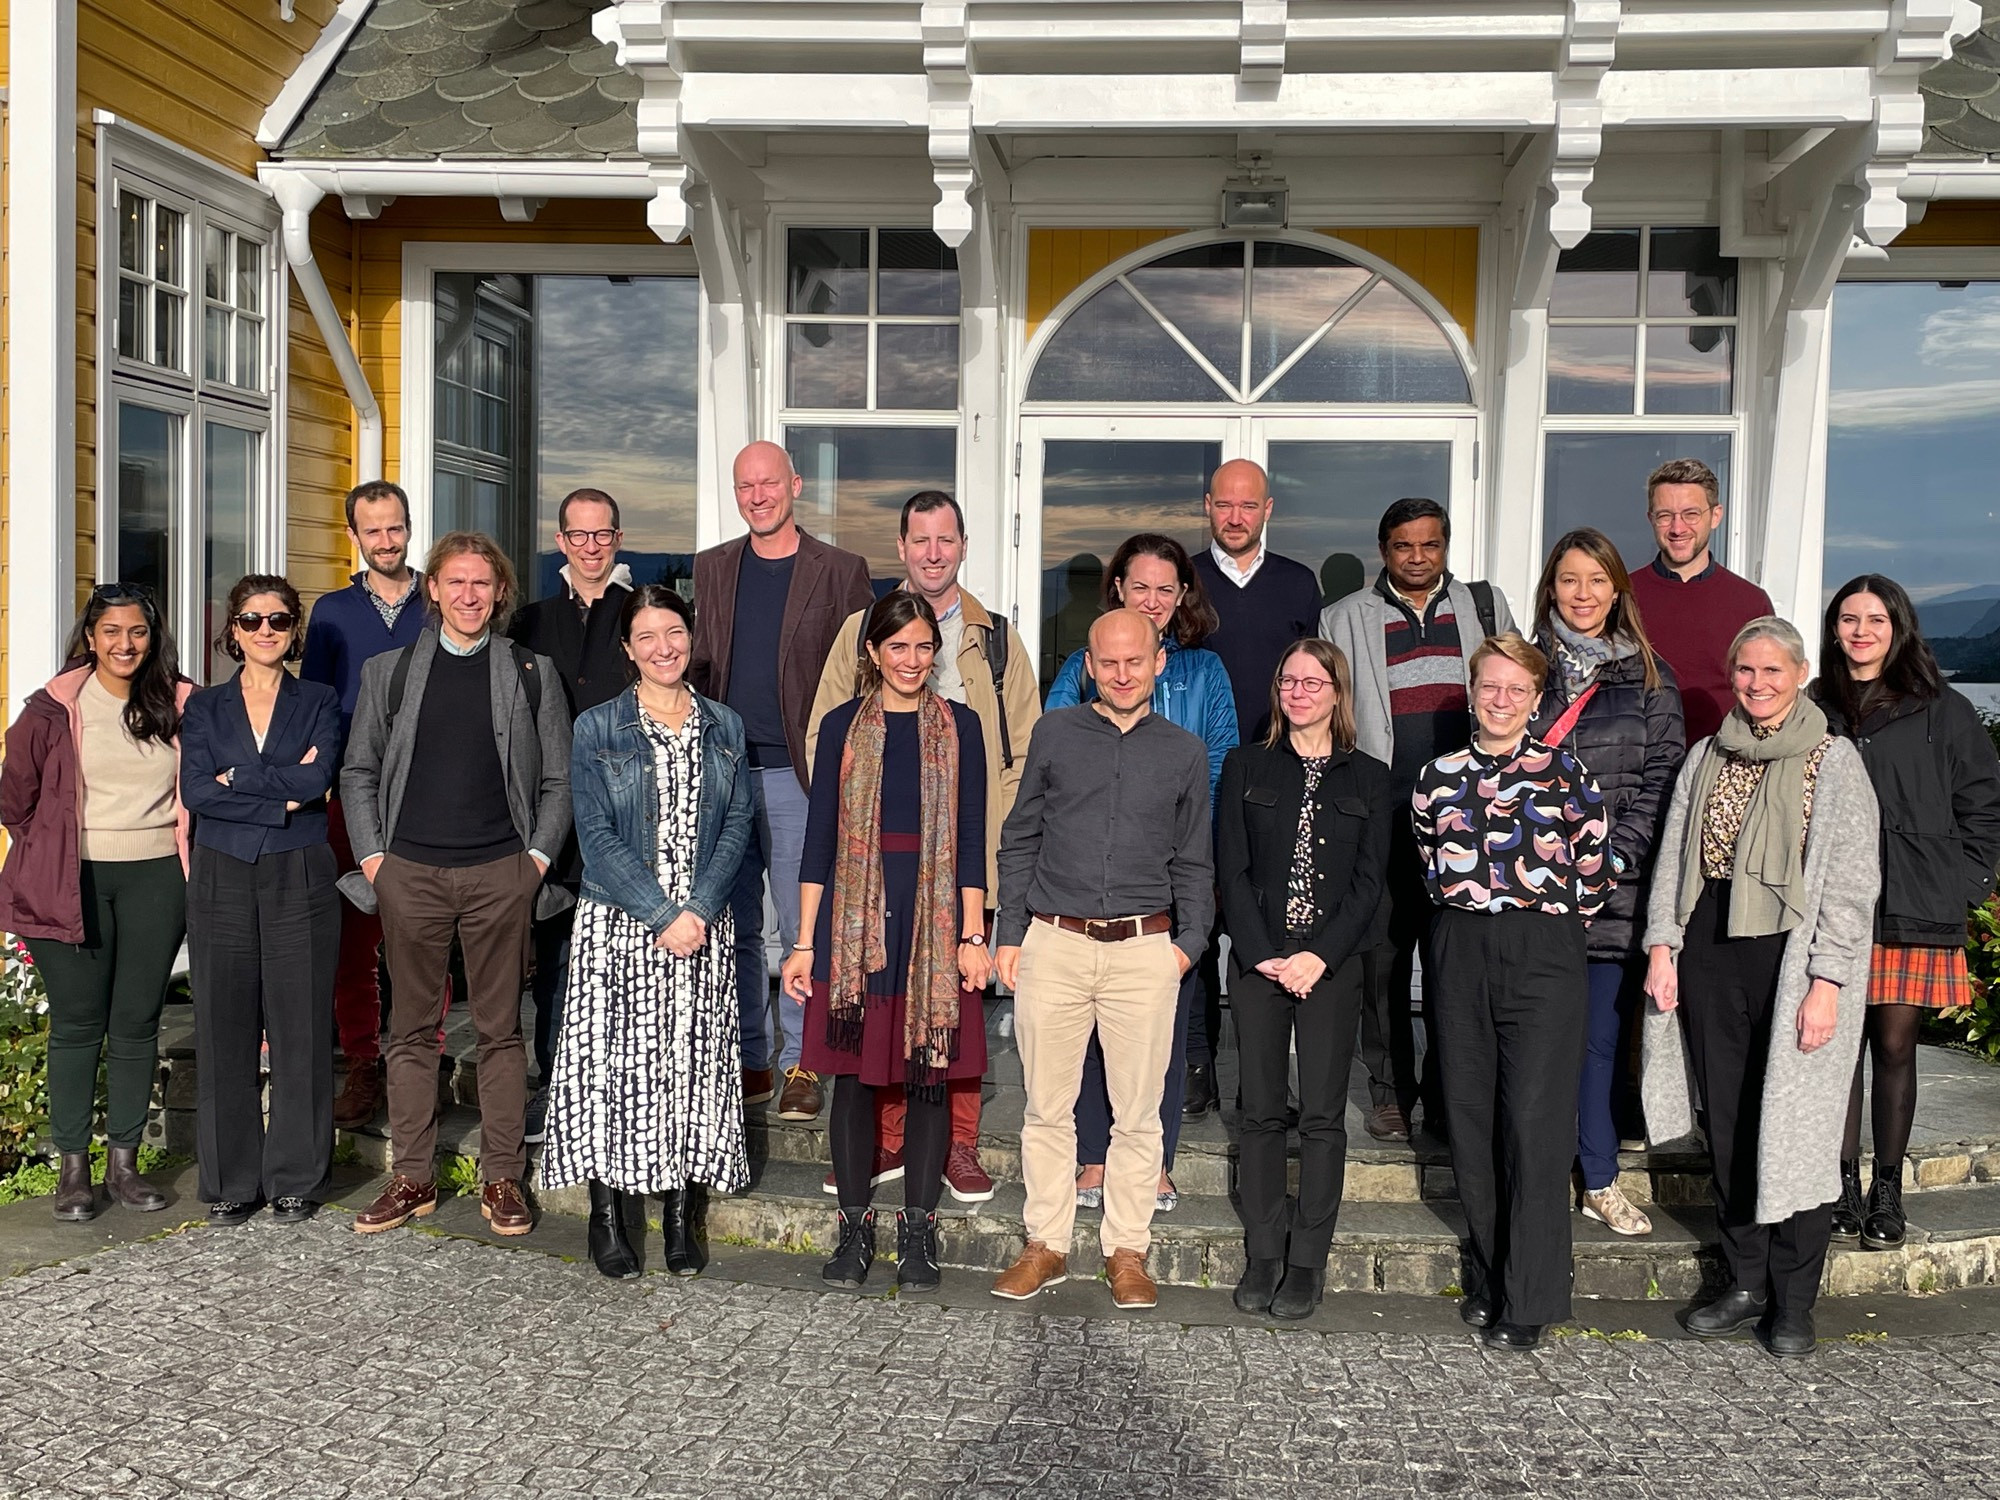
825, 688, 964, 1096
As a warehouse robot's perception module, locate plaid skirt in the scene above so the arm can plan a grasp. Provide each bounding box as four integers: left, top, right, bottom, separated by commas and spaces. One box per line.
1868, 942, 1970, 1010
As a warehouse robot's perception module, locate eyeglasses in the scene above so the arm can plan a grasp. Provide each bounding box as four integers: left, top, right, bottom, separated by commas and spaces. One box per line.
1648, 508, 1714, 528
560, 528, 620, 548
1277, 675, 1333, 694
233, 611, 296, 634
1474, 682, 1536, 704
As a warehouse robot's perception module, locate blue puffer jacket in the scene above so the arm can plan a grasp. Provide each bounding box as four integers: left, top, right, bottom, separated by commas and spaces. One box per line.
1047, 636, 1239, 799
571, 685, 755, 935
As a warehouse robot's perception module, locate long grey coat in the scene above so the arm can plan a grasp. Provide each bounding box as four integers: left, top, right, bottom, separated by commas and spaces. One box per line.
1640, 735, 1880, 1224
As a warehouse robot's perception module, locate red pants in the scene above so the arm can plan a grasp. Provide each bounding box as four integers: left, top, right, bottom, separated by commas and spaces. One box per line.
877, 1075, 980, 1152
328, 797, 384, 1063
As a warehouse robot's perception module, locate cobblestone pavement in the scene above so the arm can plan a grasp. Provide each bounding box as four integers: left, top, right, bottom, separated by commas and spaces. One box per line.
4, 1217, 2000, 1500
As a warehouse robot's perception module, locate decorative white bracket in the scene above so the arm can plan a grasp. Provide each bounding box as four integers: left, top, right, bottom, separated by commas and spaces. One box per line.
498, 196, 545, 224
922, 3, 976, 247
339, 193, 391, 220
1545, 2, 1620, 249
600, 3, 695, 244
1240, 1, 1288, 89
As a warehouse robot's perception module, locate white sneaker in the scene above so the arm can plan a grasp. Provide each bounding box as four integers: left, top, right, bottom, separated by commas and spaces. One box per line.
1581, 1182, 1653, 1237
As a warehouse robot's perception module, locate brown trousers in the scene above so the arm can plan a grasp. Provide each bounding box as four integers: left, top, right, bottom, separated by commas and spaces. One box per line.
376, 850, 539, 1185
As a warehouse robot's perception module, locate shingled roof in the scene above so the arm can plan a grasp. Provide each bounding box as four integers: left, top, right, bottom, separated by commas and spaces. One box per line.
275, 0, 637, 160
1921, 5, 2000, 157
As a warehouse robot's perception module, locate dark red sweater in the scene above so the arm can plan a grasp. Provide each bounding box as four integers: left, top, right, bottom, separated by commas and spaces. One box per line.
1628, 557, 1773, 747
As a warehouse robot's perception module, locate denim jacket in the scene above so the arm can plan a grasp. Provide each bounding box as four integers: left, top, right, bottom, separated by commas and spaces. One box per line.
572, 685, 755, 935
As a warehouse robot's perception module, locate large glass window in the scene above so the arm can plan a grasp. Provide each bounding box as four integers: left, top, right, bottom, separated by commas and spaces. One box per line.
1543, 431, 1733, 573
786, 426, 958, 589
1266, 440, 1453, 607
1825, 279, 2000, 709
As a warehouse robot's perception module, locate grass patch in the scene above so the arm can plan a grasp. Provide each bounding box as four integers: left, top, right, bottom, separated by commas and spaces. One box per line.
437, 1154, 480, 1196
1844, 1330, 1890, 1344
0, 1143, 187, 1205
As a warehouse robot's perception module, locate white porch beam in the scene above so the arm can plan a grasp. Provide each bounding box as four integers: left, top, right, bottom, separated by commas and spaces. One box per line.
922, 2, 976, 247
1487, 132, 1561, 601
958, 134, 1012, 617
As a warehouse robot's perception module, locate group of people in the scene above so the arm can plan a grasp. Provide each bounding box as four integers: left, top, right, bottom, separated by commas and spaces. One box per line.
3, 448, 1994, 1360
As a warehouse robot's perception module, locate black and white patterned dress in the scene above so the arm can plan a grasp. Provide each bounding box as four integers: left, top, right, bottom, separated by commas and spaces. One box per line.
540, 703, 746, 1194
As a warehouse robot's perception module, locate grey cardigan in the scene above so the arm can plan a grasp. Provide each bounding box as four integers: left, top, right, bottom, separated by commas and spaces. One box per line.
1318, 576, 1517, 768
1640, 735, 1881, 1224
339, 626, 574, 920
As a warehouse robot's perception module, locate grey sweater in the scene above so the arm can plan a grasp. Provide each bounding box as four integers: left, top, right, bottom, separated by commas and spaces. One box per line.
1640, 735, 1881, 1224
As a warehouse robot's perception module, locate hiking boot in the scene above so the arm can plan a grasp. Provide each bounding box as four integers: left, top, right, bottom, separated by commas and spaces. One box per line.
822, 1206, 876, 1288
1862, 1171, 1906, 1251
895, 1208, 941, 1292
1830, 1158, 1865, 1243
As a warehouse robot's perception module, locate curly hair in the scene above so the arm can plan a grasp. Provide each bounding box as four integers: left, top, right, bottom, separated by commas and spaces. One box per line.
214, 574, 305, 664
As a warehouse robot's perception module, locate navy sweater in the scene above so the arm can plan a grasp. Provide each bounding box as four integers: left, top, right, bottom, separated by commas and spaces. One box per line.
1192, 548, 1325, 743
301, 572, 428, 733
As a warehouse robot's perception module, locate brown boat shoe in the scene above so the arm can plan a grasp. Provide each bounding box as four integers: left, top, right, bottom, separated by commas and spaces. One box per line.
353, 1174, 436, 1234
481, 1179, 534, 1237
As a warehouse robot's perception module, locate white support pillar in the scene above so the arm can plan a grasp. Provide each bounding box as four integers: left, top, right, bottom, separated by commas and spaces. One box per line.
7, 2, 79, 708
957, 135, 1012, 615
1485, 133, 1562, 607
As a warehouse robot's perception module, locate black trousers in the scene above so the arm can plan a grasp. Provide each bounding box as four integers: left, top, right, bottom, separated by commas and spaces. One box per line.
1430, 905, 1587, 1327
188, 843, 340, 1204
1678, 881, 1834, 1312
1186, 911, 1225, 1066
1360, 820, 1437, 1116
1234, 955, 1364, 1265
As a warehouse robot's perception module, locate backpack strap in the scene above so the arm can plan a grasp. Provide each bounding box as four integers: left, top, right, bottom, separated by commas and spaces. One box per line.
982, 616, 1014, 769
384, 645, 414, 728
385, 638, 543, 726
1468, 579, 1498, 640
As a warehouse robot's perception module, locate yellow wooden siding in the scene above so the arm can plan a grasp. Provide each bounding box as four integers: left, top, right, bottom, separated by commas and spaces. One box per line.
286, 201, 358, 606
1896, 201, 2000, 247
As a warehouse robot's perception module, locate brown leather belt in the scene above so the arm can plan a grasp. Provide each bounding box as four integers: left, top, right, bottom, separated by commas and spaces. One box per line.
1033, 911, 1172, 943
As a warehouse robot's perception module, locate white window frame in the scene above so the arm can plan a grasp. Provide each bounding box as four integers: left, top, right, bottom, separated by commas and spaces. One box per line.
94, 116, 284, 675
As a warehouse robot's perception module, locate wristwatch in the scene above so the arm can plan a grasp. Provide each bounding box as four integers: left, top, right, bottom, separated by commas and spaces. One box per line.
960, 933, 986, 946
222, 767, 236, 787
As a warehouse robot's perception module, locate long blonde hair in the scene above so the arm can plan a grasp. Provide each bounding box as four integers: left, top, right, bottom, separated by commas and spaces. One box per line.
1264, 639, 1358, 752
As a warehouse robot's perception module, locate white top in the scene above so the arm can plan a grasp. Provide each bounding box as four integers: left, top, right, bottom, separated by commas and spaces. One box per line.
931, 597, 967, 704
1209, 539, 1265, 588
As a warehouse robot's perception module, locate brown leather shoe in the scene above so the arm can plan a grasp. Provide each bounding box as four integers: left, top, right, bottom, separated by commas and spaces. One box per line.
743, 1067, 776, 1106
1364, 1103, 1411, 1141
991, 1241, 1068, 1300
777, 1066, 823, 1121
353, 1174, 436, 1234
481, 1179, 534, 1237
1106, 1248, 1158, 1309
333, 1060, 384, 1130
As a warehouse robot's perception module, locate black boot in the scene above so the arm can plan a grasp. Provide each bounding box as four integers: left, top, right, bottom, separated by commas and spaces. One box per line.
822, 1206, 876, 1288
1232, 1257, 1284, 1315
52, 1152, 98, 1223
1830, 1159, 1865, 1242
618, 1189, 650, 1273
586, 1180, 640, 1280
895, 1208, 941, 1292
1270, 1265, 1326, 1321
103, 1144, 164, 1212
1862, 1170, 1906, 1251
663, 1187, 706, 1277
1182, 1060, 1218, 1117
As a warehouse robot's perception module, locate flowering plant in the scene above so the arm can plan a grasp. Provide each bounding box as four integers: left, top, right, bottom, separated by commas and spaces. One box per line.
0, 938, 50, 1173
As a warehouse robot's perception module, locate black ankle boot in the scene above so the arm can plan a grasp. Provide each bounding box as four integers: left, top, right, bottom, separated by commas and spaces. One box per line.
1831, 1159, 1865, 1242
103, 1144, 164, 1212
52, 1152, 98, 1222
663, 1187, 706, 1277
822, 1206, 876, 1288
587, 1180, 640, 1280
1862, 1170, 1905, 1251
1233, 1258, 1284, 1315
1270, 1265, 1326, 1321
895, 1208, 941, 1292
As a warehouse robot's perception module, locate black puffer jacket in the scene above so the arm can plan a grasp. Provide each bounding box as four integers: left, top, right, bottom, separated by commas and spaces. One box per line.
1528, 641, 1686, 959
1818, 686, 2000, 946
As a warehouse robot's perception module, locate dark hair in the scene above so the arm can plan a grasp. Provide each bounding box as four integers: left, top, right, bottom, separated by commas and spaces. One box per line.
1377, 497, 1450, 548
64, 584, 182, 745
1100, 533, 1218, 649
899, 490, 965, 538
1264, 639, 1357, 752
344, 480, 411, 533
558, 487, 621, 532
1531, 527, 1663, 691
1818, 574, 1942, 723
214, 574, 305, 664
1645, 458, 1720, 508
619, 582, 693, 642
856, 591, 941, 696
423, 531, 519, 632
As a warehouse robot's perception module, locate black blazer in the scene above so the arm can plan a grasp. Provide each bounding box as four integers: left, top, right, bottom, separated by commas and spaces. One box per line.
1216, 737, 1394, 974
507, 579, 634, 717
179, 670, 345, 861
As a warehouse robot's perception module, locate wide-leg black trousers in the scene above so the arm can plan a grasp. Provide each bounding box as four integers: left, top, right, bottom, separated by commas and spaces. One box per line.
1430, 905, 1588, 1327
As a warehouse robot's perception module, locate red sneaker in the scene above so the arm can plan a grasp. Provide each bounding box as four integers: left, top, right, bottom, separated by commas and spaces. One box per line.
943, 1142, 995, 1203
821, 1148, 904, 1195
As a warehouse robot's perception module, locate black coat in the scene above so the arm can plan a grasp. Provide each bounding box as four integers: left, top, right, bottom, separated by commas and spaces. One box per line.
1527, 642, 1685, 959
1216, 738, 1394, 976
1819, 686, 2000, 946
507, 580, 634, 719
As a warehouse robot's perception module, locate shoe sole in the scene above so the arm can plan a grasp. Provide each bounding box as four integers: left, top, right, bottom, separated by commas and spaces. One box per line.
821, 1166, 907, 1195
1580, 1204, 1653, 1237
822, 1272, 870, 1289
1481, 1335, 1541, 1352
1860, 1233, 1905, 1252
1111, 1291, 1158, 1310
1830, 1227, 1861, 1243
1685, 1316, 1762, 1339
991, 1273, 1067, 1300
481, 1204, 534, 1237
353, 1199, 435, 1234
1766, 1339, 1816, 1359
744, 1089, 776, 1105
777, 1106, 822, 1121
946, 1179, 996, 1204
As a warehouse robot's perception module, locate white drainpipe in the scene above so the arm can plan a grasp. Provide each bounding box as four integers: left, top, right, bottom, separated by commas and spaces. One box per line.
266, 171, 384, 481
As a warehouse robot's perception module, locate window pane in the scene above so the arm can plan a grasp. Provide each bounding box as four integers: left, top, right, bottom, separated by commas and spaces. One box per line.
1264, 281, 1470, 403
118, 192, 146, 274
786, 425, 957, 587
1546, 325, 1637, 414
1644, 325, 1733, 416
117, 277, 145, 361
1027, 279, 1232, 402
1542, 431, 1732, 573
204, 306, 229, 384
1126, 244, 1247, 392
788, 227, 869, 315
1250, 242, 1372, 388
1646, 227, 1736, 319
203, 424, 257, 683
1265, 440, 1453, 609
1825, 282, 2000, 708
875, 323, 959, 409
235, 316, 261, 390
204, 225, 226, 302
786, 322, 868, 408
154, 288, 181, 370
236, 239, 262, 313
876, 229, 959, 316
155, 205, 183, 287
432, 271, 531, 576
116, 404, 179, 617
1551, 229, 1640, 317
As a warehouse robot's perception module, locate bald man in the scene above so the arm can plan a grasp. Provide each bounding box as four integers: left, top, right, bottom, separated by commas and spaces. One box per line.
690, 441, 873, 1106
991, 610, 1215, 1310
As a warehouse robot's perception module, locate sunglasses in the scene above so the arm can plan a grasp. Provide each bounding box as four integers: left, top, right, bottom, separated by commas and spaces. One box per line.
92, 582, 155, 604
233, 611, 296, 634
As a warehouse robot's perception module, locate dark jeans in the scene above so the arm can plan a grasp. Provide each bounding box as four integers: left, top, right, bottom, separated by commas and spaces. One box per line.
1430, 905, 1588, 1328
1679, 880, 1834, 1312
188, 844, 340, 1204
1360, 821, 1437, 1118
530, 905, 574, 1086
1185, 912, 1225, 1066
1235, 955, 1365, 1265
1579, 958, 1642, 1191
29, 856, 187, 1153
1078, 966, 1196, 1172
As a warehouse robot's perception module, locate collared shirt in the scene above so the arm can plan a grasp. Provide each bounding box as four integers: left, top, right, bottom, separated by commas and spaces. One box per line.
1650, 553, 1719, 585
364, 573, 419, 630
438, 629, 490, 657
996, 704, 1215, 959
1209, 539, 1266, 588
1387, 572, 1448, 614
930, 594, 967, 703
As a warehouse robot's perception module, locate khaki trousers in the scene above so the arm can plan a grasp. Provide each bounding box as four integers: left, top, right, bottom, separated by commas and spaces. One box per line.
1015, 919, 1181, 1256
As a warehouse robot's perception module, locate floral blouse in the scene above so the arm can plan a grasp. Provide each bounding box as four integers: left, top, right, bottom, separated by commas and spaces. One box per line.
1411, 735, 1611, 918
1285, 756, 1330, 933
1699, 731, 1834, 880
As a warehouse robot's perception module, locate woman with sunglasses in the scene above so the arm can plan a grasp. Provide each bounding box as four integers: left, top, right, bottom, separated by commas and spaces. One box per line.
178, 577, 345, 1224
0, 584, 194, 1221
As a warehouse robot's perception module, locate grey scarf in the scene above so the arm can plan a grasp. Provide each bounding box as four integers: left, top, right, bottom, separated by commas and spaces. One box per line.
1549, 618, 1636, 700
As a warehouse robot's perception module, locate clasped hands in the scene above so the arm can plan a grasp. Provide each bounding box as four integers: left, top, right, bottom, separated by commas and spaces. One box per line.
1256, 950, 1326, 999
1645, 946, 1838, 1053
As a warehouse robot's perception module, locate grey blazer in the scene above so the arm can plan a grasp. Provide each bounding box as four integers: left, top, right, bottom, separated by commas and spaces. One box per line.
339, 626, 574, 920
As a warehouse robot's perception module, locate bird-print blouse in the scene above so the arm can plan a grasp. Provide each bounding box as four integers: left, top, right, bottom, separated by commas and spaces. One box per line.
1411, 735, 1611, 918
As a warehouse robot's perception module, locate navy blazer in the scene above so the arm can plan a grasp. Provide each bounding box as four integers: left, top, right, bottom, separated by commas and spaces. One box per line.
180, 670, 346, 860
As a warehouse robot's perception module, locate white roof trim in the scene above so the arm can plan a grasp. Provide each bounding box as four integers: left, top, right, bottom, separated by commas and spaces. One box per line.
256, 0, 377, 150
1906, 159, 2000, 199
258, 159, 655, 200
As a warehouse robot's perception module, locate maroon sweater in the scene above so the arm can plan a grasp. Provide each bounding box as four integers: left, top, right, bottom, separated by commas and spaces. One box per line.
1628, 556, 1773, 747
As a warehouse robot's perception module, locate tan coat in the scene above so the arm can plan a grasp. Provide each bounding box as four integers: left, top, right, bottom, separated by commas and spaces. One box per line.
806, 590, 1042, 898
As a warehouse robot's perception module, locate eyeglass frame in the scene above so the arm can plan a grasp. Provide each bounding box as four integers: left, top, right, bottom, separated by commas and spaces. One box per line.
558, 527, 622, 548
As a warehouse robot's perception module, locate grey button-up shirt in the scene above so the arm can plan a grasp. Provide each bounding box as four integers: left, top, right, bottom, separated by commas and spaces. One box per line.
996, 704, 1215, 962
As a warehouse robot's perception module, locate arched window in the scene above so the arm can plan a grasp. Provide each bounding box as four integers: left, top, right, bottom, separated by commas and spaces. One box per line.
1026, 238, 1472, 405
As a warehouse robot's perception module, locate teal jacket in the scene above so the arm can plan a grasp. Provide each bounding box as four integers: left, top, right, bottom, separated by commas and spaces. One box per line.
1046, 636, 1239, 800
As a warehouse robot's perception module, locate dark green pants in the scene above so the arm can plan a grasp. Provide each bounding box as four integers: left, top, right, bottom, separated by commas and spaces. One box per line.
27, 855, 187, 1152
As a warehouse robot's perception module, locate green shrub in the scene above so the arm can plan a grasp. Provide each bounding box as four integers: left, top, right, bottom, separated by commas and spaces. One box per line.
1941, 896, 2000, 1062
0, 940, 51, 1175
0, 1141, 184, 1205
